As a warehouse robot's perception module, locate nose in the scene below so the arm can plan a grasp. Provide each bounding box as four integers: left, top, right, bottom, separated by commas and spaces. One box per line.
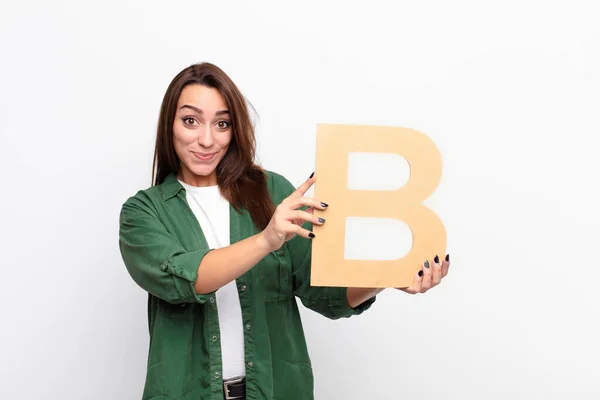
197, 125, 214, 148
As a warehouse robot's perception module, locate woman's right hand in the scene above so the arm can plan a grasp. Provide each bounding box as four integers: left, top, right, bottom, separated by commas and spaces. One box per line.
258, 173, 328, 253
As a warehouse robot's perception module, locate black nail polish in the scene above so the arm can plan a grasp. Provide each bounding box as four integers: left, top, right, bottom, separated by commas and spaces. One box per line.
445, 254, 450, 262
309, 172, 314, 178
308, 232, 315, 238
434, 255, 439, 264
418, 270, 423, 277
424, 260, 430, 268
321, 202, 329, 207
318, 218, 326, 223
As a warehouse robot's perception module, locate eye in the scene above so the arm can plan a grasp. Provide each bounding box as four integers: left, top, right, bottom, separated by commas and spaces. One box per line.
183, 117, 198, 126
216, 120, 231, 130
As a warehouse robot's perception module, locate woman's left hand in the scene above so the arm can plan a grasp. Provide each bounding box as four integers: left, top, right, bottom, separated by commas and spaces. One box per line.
396, 254, 450, 294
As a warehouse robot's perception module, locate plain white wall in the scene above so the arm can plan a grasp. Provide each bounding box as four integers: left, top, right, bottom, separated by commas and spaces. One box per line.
1, 0, 599, 398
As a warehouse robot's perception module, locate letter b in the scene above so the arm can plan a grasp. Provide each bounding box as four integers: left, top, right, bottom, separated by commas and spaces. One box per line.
311, 124, 447, 288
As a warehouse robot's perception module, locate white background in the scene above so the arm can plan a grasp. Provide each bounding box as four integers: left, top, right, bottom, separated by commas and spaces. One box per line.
1, 1, 599, 399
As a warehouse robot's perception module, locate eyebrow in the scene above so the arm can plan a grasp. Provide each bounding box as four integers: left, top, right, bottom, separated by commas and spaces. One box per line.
179, 104, 230, 116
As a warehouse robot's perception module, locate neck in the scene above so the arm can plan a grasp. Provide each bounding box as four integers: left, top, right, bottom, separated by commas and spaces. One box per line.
178, 169, 218, 187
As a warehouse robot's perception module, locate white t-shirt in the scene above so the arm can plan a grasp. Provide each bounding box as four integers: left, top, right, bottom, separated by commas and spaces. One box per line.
179, 180, 246, 379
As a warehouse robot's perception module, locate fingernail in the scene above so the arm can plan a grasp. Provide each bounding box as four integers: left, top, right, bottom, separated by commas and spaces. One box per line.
321, 202, 329, 207
309, 172, 314, 178
424, 260, 430, 268
318, 217, 326, 223
308, 232, 315, 238
445, 254, 450, 262
434, 255, 439, 264
418, 270, 423, 277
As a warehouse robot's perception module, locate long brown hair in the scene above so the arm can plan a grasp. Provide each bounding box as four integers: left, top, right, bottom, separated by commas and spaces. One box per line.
152, 62, 274, 231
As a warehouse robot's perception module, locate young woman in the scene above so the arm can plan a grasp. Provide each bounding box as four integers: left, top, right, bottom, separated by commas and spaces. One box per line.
118, 62, 450, 400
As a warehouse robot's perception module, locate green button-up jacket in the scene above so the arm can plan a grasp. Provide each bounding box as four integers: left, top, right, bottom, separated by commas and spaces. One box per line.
118, 170, 375, 399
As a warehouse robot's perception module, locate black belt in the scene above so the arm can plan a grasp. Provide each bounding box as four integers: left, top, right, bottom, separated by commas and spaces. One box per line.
223, 376, 246, 400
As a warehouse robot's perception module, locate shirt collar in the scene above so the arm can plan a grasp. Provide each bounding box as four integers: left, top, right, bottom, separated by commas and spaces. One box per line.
161, 173, 185, 200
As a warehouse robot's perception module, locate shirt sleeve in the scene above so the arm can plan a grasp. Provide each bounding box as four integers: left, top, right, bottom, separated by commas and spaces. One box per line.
118, 196, 215, 304
271, 173, 376, 319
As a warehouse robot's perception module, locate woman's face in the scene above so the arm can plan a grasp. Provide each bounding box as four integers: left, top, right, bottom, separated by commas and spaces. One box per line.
173, 84, 232, 186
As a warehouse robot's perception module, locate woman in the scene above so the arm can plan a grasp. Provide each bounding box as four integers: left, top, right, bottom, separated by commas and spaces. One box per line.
118, 62, 450, 400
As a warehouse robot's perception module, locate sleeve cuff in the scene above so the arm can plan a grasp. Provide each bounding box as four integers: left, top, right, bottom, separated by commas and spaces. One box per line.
327, 287, 377, 318
163, 249, 215, 303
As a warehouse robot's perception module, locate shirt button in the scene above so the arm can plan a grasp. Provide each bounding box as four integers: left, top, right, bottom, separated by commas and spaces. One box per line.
209, 297, 215, 303
241, 285, 247, 291
214, 371, 220, 379
247, 361, 253, 368
246, 323, 251, 330
212, 335, 218, 342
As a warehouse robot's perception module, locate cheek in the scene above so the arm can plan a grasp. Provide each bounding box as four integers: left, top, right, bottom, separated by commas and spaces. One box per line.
218, 131, 233, 150
172, 127, 194, 156
173, 127, 190, 160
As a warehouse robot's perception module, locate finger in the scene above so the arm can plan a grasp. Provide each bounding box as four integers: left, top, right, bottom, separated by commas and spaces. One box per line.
420, 260, 432, 292
291, 207, 314, 225
442, 253, 450, 277
287, 223, 315, 240
293, 172, 316, 197
290, 196, 328, 211
432, 255, 442, 286
289, 209, 325, 226
397, 269, 423, 294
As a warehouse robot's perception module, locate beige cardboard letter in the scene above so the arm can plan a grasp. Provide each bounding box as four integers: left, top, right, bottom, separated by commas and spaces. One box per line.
311, 124, 446, 288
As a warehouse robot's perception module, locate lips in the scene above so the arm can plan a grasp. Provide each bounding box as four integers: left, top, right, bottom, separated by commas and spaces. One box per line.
192, 151, 217, 161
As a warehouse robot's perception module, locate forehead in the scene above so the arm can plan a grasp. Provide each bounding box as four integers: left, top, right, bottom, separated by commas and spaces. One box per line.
177, 84, 228, 109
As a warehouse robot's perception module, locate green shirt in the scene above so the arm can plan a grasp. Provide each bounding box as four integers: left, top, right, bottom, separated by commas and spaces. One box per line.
118, 170, 375, 400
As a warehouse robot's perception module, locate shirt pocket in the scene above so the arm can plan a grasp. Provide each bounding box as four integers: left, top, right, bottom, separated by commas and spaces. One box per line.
258, 246, 293, 302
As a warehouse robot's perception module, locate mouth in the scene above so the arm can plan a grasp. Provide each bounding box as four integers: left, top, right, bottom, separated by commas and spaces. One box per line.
192, 151, 217, 161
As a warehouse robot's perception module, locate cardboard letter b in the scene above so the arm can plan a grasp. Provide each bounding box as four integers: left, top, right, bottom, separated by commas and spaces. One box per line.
311, 124, 447, 288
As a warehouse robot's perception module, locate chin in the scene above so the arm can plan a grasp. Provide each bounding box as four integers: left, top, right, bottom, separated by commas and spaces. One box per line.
190, 165, 217, 177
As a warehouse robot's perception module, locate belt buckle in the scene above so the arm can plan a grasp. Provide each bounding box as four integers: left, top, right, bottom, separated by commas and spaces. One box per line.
223, 376, 244, 400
